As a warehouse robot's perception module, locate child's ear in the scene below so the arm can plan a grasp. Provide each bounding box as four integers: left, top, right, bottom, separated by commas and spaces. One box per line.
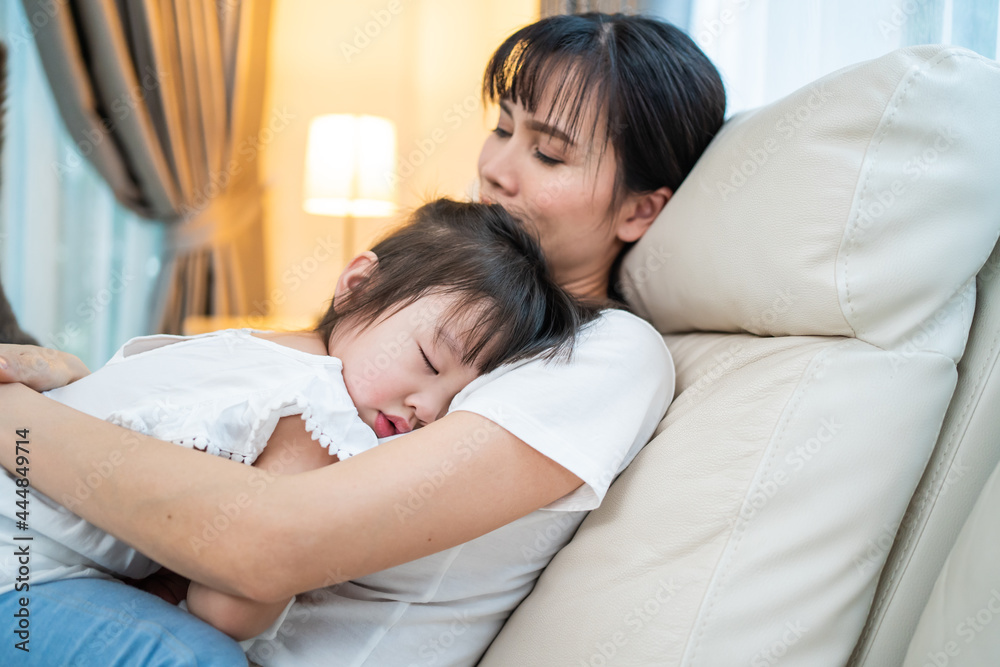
333, 251, 378, 308
615, 186, 672, 244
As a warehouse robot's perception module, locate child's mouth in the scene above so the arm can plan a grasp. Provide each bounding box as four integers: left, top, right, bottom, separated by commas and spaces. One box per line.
374, 412, 399, 438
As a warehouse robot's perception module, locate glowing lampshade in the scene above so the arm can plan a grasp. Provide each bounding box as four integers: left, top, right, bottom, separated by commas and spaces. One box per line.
303, 114, 397, 217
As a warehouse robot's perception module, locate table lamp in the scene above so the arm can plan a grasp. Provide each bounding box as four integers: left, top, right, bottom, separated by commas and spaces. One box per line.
302, 114, 397, 262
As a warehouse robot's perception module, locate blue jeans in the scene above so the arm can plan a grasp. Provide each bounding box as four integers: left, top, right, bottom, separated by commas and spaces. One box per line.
0, 577, 247, 666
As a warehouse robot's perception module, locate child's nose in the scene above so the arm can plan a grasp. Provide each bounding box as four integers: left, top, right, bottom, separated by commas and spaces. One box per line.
410, 389, 453, 427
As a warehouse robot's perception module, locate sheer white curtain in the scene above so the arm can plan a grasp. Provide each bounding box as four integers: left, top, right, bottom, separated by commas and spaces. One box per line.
684, 0, 999, 117
0, 2, 165, 368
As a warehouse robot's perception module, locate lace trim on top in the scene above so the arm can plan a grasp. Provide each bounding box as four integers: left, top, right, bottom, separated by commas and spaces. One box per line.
105, 389, 376, 466
244, 392, 376, 463
105, 413, 258, 464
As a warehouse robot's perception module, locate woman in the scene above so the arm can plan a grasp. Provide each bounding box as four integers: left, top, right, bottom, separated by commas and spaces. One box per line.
0, 12, 725, 666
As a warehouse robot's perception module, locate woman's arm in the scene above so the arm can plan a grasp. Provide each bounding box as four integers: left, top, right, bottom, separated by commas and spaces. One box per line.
0, 383, 582, 602
184, 414, 339, 639
0, 344, 89, 389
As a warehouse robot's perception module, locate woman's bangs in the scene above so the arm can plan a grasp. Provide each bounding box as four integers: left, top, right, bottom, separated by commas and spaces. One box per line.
483, 35, 610, 150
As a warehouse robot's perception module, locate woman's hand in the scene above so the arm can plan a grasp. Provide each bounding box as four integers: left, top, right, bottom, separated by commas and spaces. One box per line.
0, 344, 89, 390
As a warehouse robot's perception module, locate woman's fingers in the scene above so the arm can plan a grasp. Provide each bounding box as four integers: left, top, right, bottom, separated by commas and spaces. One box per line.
0, 344, 90, 390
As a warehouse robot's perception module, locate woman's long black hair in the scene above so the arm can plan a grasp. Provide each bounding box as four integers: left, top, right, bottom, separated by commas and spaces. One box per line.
483, 13, 726, 203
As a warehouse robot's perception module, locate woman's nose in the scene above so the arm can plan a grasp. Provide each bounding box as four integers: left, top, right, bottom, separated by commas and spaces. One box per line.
479, 142, 518, 198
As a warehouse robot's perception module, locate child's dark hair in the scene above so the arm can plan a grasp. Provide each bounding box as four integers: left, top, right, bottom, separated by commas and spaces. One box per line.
315, 198, 598, 373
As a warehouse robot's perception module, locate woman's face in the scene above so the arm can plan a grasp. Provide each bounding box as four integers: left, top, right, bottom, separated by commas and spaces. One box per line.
477, 91, 629, 298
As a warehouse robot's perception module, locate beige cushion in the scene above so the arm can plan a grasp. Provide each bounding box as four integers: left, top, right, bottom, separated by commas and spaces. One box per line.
481, 45, 1000, 666
623, 46, 998, 351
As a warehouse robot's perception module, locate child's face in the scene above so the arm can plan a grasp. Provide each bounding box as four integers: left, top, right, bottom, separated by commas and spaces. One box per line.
329, 293, 482, 439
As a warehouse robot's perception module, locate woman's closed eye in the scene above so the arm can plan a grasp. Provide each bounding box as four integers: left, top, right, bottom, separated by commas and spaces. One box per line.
491, 123, 562, 165
419, 345, 439, 375
534, 149, 562, 166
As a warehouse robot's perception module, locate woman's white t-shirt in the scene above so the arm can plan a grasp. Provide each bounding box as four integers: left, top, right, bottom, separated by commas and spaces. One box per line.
246, 308, 674, 666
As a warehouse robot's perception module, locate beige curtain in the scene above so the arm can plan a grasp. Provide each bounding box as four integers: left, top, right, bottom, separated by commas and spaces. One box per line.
23, 0, 272, 333
0, 42, 33, 345
540, 0, 643, 17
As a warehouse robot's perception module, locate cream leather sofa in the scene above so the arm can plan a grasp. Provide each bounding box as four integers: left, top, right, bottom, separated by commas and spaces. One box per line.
480, 45, 1000, 666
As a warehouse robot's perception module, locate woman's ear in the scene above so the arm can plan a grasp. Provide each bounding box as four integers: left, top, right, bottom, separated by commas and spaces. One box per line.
333, 251, 378, 308
616, 186, 672, 244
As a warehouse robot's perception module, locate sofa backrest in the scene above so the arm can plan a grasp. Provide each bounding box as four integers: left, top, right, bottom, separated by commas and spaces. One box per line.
851, 235, 1000, 665
902, 420, 1000, 666
480, 45, 1000, 666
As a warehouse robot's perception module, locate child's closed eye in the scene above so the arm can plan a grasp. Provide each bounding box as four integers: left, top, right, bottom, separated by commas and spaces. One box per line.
419, 346, 438, 375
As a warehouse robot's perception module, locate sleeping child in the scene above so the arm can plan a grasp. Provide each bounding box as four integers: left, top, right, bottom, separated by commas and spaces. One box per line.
0, 198, 594, 642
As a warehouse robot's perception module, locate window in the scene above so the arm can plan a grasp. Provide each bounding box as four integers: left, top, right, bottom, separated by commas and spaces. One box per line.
668, 0, 998, 116
0, 2, 165, 368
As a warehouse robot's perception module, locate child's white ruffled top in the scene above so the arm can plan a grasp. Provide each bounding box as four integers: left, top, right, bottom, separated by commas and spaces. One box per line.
0, 329, 377, 595
52, 329, 376, 463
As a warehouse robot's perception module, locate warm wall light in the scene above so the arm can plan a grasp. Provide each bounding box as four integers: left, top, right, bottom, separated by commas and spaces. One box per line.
303, 115, 397, 257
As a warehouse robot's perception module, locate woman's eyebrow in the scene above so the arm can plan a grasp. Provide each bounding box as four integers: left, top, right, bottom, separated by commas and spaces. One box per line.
499, 99, 574, 147
527, 118, 573, 146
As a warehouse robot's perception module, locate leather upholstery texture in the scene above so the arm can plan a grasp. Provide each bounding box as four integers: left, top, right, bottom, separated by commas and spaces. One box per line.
902, 455, 1000, 666
851, 236, 1000, 665
480, 45, 1000, 666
